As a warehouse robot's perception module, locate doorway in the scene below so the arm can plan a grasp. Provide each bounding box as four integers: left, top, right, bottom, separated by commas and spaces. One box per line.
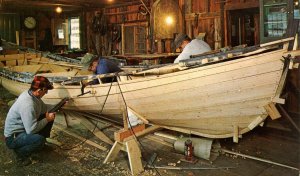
227, 8, 259, 47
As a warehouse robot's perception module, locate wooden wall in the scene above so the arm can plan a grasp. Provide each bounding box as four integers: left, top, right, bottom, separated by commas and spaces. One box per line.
224, 0, 259, 46
1, 0, 261, 53
181, 0, 221, 50
83, 0, 260, 53
83, 0, 225, 54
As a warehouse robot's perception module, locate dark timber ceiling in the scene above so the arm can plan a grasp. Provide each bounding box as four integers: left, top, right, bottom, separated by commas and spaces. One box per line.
0, 0, 142, 12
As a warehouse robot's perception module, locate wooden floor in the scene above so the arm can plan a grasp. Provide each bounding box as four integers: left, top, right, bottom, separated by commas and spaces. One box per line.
130, 123, 299, 176
0, 80, 299, 175
52, 113, 300, 176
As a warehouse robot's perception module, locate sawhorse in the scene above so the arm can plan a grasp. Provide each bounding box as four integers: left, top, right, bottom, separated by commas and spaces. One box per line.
104, 124, 161, 175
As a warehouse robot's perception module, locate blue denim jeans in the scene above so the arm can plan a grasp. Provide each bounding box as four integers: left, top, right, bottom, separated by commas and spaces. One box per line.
5, 116, 53, 159
5, 133, 46, 159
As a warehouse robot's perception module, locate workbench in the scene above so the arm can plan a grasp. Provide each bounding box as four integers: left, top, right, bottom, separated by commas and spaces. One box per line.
114, 53, 179, 65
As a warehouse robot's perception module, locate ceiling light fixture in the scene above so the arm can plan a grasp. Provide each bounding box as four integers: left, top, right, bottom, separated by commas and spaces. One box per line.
56, 6, 62, 13
165, 16, 174, 25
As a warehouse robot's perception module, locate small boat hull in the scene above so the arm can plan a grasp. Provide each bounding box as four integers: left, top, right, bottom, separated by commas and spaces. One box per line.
0, 45, 290, 138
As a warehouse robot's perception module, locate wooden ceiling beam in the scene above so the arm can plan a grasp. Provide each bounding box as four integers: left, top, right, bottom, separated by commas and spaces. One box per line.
3, 0, 82, 7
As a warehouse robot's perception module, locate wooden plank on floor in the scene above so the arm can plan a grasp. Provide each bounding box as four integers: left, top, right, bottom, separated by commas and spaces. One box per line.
54, 124, 108, 151
78, 116, 114, 145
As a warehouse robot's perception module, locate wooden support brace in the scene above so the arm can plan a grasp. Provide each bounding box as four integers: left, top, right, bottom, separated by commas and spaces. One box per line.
293, 33, 298, 50
264, 102, 281, 120
104, 139, 144, 176
114, 124, 146, 142
233, 125, 239, 143
124, 125, 161, 142
248, 116, 266, 130
104, 141, 124, 163
273, 61, 288, 104
105, 124, 161, 175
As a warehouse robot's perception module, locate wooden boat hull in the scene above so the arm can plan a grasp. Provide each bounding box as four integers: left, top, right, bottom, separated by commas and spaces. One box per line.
0, 47, 289, 138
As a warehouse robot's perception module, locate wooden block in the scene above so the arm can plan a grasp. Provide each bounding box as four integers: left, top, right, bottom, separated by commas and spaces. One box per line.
264, 102, 281, 120
114, 124, 146, 142
124, 125, 161, 142
273, 97, 285, 104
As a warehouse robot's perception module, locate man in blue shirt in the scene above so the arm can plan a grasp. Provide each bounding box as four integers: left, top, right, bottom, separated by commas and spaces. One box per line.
81, 53, 122, 83
4, 76, 56, 166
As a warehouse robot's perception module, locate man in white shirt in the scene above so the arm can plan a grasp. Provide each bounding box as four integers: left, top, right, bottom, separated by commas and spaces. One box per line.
173, 33, 211, 63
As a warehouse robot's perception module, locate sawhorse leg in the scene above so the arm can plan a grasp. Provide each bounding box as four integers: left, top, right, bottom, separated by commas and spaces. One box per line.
104, 139, 143, 175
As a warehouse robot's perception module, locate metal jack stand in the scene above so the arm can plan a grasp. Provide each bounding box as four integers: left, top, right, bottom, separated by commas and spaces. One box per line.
180, 139, 198, 164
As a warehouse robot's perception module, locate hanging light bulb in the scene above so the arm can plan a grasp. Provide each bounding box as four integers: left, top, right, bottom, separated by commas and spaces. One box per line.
56, 6, 62, 13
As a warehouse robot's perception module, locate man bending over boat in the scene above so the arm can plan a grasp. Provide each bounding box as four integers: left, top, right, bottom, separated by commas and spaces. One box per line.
81, 53, 122, 84
173, 33, 211, 63
4, 76, 56, 166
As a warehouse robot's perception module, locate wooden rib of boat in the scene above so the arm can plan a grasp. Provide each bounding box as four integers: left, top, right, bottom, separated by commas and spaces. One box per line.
1, 37, 299, 139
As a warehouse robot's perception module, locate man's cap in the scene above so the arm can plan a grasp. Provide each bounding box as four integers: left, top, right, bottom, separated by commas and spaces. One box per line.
172, 33, 188, 52
31, 76, 53, 90
80, 53, 97, 70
